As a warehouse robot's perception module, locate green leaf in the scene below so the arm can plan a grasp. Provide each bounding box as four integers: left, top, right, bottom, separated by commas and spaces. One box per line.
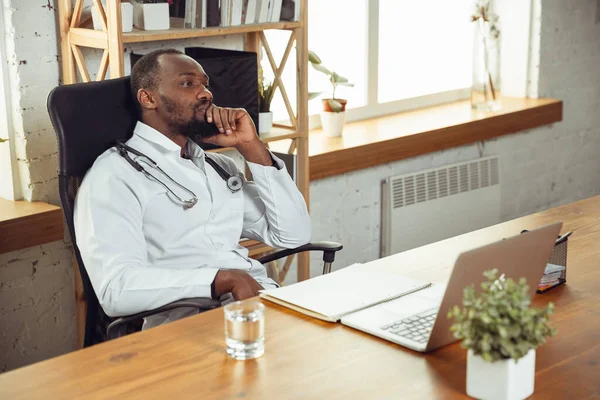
331, 71, 346, 83
308, 91, 323, 100
480, 313, 492, 324
336, 81, 355, 87
311, 63, 332, 76
308, 50, 322, 64
0, 138, 8, 143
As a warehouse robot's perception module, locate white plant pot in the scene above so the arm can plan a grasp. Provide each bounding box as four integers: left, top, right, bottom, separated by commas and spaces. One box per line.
259, 111, 273, 135
133, 2, 170, 31
91, 2, 133, 32
320, 111, 346, 138
467, 349, 536, 400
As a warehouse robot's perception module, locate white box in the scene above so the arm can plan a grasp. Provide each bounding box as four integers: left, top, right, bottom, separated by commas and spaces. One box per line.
92, 2, 134, 33
133, 2, 170, 31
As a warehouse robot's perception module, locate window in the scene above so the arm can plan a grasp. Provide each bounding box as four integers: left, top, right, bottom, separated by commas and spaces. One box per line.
378, 0, 474, 103
0, 4, 20, 201
265, 0, 475, 126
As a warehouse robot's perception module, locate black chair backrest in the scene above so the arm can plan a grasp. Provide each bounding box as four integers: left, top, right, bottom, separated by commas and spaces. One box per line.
47, 77, 139, 346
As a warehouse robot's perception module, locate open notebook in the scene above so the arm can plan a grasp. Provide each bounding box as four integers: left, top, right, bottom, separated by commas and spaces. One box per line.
259, 263, 432, 322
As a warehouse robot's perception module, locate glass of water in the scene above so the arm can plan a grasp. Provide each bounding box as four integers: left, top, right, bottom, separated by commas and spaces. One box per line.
224, 300, 265, 360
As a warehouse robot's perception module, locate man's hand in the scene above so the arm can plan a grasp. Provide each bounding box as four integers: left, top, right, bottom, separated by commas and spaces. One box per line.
202, 105, 258, 148
202, 104, 275, 167
213, 270, 265, 300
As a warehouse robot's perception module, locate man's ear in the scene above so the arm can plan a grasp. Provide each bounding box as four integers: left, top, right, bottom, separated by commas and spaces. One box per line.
137, 89, 157, 110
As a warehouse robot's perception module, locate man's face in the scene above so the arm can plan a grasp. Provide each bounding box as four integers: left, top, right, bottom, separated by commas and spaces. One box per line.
153, 53, 216, 138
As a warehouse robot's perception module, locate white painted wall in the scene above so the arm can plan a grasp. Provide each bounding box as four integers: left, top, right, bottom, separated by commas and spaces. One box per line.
2, 0, 600, 373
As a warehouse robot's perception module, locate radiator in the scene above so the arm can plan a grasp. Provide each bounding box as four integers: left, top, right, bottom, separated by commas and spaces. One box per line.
380, 156, 501, 257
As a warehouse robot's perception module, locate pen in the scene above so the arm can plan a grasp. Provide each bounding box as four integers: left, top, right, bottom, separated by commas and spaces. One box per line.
556, 231, 573, 245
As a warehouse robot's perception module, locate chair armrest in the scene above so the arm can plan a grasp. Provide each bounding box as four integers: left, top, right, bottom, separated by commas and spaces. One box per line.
107, 297, 221, 340
257, 241, 343, 264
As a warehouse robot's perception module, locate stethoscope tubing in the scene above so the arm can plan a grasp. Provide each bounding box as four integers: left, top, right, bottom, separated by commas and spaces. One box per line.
115, 141, 244, 209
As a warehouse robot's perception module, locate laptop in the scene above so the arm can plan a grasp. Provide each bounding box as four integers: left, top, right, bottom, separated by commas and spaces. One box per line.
341, 222, 563, 352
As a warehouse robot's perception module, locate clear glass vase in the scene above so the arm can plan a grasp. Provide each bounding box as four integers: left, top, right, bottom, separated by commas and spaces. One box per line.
471, 19, 501, 111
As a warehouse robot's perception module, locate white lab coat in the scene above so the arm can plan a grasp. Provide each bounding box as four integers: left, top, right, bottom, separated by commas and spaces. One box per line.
73, 121, 311, 328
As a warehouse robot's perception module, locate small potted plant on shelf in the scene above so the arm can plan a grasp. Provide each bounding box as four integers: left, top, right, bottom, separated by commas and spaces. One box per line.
448, 269, 557, 400
133, 0, 170, 31
308, 50, 354, 138
258, 67, 276, 135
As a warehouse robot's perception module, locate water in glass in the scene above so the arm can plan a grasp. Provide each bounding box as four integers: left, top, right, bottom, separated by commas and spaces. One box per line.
224, 300, 265, 360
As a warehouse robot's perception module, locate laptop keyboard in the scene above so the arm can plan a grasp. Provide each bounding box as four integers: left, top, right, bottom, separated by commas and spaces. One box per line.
380, 308, 438, 343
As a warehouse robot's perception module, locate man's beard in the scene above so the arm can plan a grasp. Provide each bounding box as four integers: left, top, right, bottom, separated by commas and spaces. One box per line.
161, 95, 217, 139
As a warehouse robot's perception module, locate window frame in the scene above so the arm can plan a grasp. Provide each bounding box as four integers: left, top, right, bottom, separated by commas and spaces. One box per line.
0, 3, 21, 201
301, 0, 473, 129
300, 0, 536, 129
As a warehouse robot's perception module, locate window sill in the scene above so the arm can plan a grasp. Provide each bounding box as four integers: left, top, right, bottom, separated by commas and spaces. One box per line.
283, 97, 562, 181
0, 198, 64, 254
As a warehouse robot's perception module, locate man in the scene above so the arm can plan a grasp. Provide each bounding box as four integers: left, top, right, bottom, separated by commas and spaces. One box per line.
73, 48, 311, 329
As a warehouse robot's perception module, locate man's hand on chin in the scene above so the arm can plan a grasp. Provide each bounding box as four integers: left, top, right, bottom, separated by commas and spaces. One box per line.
202, 105, 258, 148
202, 105, 275, 167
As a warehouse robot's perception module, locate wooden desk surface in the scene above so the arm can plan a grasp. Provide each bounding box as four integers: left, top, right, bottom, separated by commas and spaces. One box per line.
2, 196, 600, 399
0, 198, 64, 254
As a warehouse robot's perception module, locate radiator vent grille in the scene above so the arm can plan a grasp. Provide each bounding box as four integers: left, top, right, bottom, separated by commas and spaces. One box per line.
391, 157, 500, 209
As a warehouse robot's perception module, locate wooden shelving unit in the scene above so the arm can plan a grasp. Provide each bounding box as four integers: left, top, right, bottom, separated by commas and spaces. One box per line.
58, 0, 310, 346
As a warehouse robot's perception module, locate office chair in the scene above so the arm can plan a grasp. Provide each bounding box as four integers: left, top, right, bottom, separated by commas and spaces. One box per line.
47, 76, 343, 347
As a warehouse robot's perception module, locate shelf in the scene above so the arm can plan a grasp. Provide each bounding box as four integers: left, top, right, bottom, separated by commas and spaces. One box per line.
203, 127, 301, 154
0, 199, 64, 254
269, 96, 563, 181
122, 21, 302, 44
261, 126, 301, 143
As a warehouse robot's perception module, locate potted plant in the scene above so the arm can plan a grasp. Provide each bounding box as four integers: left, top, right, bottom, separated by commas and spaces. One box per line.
133, 0, 170, 31
448, 269, 557, 400
308, 50, 354, 137
258, 67, 276, 135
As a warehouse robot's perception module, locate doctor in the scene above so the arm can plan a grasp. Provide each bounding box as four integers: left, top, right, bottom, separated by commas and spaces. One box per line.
73, 48, 311, 329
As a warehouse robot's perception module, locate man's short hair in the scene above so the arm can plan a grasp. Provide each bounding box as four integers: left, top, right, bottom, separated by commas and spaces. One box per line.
130, 48, 184, 106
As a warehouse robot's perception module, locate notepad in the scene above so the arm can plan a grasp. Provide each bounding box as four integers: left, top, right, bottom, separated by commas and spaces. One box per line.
259, 263, 432, 322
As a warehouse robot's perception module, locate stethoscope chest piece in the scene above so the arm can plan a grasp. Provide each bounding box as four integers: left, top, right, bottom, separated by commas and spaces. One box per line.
227, 173, 244, 193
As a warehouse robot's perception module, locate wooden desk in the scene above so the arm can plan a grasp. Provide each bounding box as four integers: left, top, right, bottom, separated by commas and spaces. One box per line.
2, 196, 600, 399
0, 198, 64, 254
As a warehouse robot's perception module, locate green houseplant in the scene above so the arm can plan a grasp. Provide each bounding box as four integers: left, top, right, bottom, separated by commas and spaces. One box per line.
308, 50, 354, 137
258, 66, 276, 134
448, 269, 556, 399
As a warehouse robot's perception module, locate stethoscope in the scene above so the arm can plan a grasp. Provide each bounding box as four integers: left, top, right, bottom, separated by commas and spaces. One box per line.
115, 141, 244, 210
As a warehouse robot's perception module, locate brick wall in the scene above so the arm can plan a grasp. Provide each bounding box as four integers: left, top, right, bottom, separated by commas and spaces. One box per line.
2, 0, 599, 372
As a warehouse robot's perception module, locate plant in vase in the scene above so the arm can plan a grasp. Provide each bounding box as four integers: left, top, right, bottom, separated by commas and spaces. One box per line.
471, 0, 501, 111
133, 0, 170, 31
308, 50, 354, 137
258, 67, 276, 135
448, 269, 556, 400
